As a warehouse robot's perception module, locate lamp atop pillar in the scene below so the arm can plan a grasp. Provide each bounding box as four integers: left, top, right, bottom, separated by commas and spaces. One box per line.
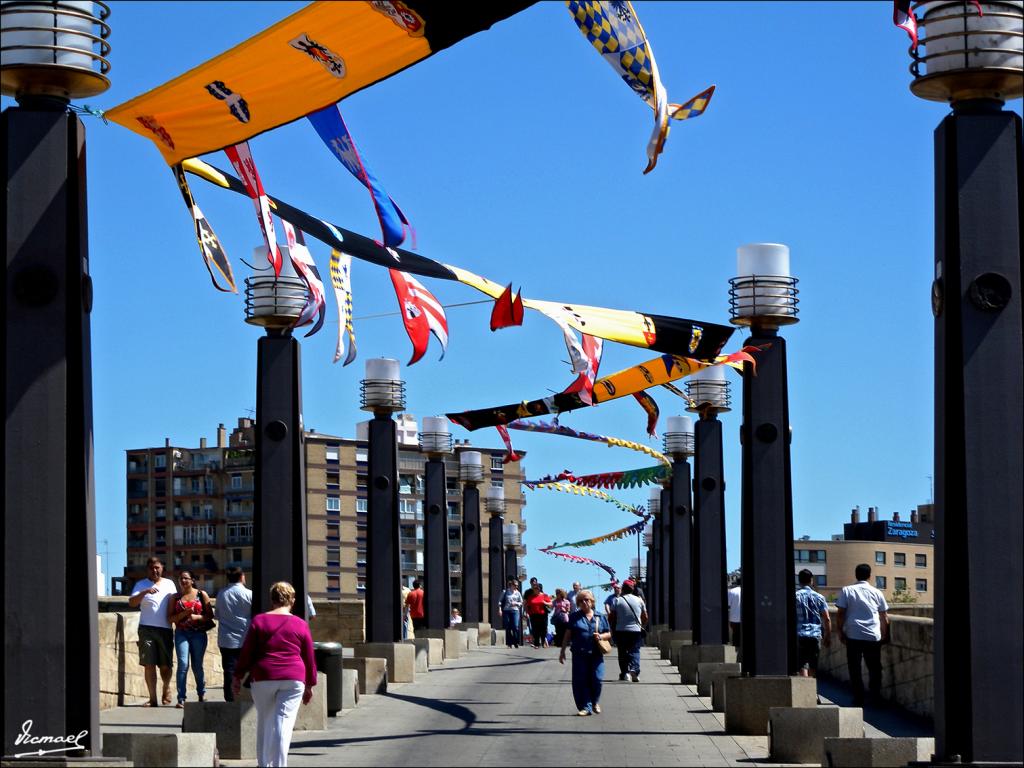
643, 524, 654, 547
244, 246, 306, 332
686, 365, 732, 414
419, 416, 452, 457
630, 557, 647, 580
648, 487, 661, 516
487, 485, 505, 515
502, 521, 521, 547
360, 358, 406, 414
663, 415, 695, 458
459, 450, 484, 485
728, 243, 799, 330
908, 1, 1023, 104
1, 1, 112, 103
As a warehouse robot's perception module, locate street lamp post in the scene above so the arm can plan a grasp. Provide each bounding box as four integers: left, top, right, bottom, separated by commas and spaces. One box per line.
643, 522, 654, 622
648, 488, 665, 626
908, 5, 1023, 763
420, 417, 452, 630
729, 242, 799, 678
686, 365, 732, 646
459, 450, 486, 625
3, 1, 111, 754
500, 509, 519, 599
246, 249, 309, 617
664, 416, 694, 633
361, 358, 405, 643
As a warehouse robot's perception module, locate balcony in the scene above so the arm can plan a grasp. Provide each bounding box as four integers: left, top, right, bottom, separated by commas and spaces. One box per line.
448, 539, 461, 550
127, 510, 150, 524
400, 560, 419, 572
448, 564, 462, 575
127, 536, 149, 549
224, 449, 255, 468
399, 536, 424, 547
226, 506, 253, 520
226, 536, 253, 546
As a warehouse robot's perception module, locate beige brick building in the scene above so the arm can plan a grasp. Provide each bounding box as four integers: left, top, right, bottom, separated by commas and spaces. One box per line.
122, 416, 527, 612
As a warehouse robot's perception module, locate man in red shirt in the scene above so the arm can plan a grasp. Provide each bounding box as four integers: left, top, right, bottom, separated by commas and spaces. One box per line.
406, 579, 426, 631
525, 583, 552, 648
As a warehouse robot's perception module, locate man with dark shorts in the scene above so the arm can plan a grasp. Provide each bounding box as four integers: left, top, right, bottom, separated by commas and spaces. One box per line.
794, 568, 831, 688
128, 557, 177, 706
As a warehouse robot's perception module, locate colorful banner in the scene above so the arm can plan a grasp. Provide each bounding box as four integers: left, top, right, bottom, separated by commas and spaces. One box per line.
328, 250, 357, 365
525, 465, 669, 490
495, 425, 521, 464
490, 283, 524, 330
536, 548, 617, 580
171, 164, 236, 292
307, 104, 412, 248
389, 269, 449, 365
562, 334, 603, 406
632, 390, 659, 437
523, 481, 648, 517
106, 2, 537, 166
281, 222, 326, 334
506, 419, 671, 466
223, 142, 283, 276
541, 517, 649, 549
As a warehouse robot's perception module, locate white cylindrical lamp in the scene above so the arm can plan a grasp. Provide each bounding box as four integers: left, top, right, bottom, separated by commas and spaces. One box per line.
419, 416, 452, 455
686, 365, 732, 413
459, 450, 483, 484
664, 415, 695, 457
486, 485, 505, 515
729, 243, 799, 328
360, 358, 406, 413
244, 245, 307, 329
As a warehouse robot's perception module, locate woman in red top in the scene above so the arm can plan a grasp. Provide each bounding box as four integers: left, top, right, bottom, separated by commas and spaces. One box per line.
167, 571, 213, 707
232, 582, 317, 768
525, 583, 553, 648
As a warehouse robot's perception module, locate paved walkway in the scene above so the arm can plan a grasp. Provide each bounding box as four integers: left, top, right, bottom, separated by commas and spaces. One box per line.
101, 643, 931, 766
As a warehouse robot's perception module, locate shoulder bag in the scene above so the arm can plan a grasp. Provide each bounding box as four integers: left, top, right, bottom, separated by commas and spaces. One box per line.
592, 617, 612, 655
197, 590, 217, 632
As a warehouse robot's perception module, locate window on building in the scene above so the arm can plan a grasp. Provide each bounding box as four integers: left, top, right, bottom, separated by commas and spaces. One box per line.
815, 550, 826, 562
326, 472, 340, 489
916, 579, 928, 592
916, 553, 927, 568
154, 478, 166, 497
356, 498, 368, 515
399, 499, 422, 520
227, 522, 252, 544
491, 479, 503, 489
447, 502, 460, 520
326, 523, 340, 541
326, 496, 341, 513
327, 575, 340, 594
875, 551, 886, 565
326, 546, 340, 567
399, 473, 420, 495
230, 474, 242, 490
814, 575, 827, 587
894, 577, 907, 591
894, 553, 906, 567
875, 576, 887, 589
491, 456, 504, 471
203, 504, 214, 519
446, 476, 459, 493
172, 478, 184, 495
154, 453, 166, 470
355, 448, 368, 463
155, 505, 166, 520
325, 445, 339, 463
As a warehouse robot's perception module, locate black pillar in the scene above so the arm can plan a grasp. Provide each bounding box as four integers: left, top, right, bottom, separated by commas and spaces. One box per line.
933, 105, 1023, 765
462, 484, 483, 623
366, 413, 400, 643
253, 333, 308, 618
488, 511, 504, 627
693, 415, 728, 645
4, 106, 99, 755
504, 546, 518, 593
423, 456, 450, 629
668, 460, 693, 632
657, 494, 671, 624
739, 330, 796, 677
645, 547, 655, 620
649, 520, 660, 624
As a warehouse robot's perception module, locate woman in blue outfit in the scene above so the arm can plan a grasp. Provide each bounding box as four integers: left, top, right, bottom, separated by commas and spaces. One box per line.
558, 589, 612, 716
499, 579, 523, 648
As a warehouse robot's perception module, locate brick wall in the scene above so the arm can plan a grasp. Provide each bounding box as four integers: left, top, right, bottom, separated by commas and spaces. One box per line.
310, 599, 365, 646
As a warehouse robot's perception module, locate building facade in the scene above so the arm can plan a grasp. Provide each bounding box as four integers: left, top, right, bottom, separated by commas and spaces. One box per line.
793, 505, 934, 603
123, 416, 528, 612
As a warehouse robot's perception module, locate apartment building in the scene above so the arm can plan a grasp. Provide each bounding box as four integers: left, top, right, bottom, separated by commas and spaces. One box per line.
793, 504, 934, 602
123, 416, 527, 609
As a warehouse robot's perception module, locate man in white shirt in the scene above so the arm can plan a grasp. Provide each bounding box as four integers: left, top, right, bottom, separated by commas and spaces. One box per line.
727, 576, 742, 656
215, 566, 252, 702
128, 557, 177, 706
836, 563, 890, 707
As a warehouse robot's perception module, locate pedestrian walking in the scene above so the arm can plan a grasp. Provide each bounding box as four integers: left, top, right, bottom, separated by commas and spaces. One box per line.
232, 581, 317, 768
551, 588, 572, 647
128, 556, 176, 706
567, 581, 582, 607
400, 583, 412, 640
525, 582, 552, 648
216, 566, 252, 702
836, 563, 889, 707
168, 570, 213, 707
406, 579, 426, 631
559, 589, 612, 716
499, 578, 523, 648
610, 579, 647, 682
727, 576, 742, 658
794, 569, 831, 689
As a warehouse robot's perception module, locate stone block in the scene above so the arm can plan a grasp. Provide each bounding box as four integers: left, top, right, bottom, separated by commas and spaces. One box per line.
659, 630, 692, 660
647, 624, 668, 648
711, 669, 741, 712
418, 629, 462, 660
294, 672, 328, 731
341, 668, 360, 710
354, 642, 415, 683
724, 675, 817, 735
103, 732, 217, 767
696, 662, 741, 697
822, 737, 935, 767
460, 627, 479, 648
462, 622, 491, 645
404, 639, 429, 673
678, 644, 737, 684
768, 705, 864, 764
181, 700, 256, 759
342, 656, 388, 695
668, 640, 693, 669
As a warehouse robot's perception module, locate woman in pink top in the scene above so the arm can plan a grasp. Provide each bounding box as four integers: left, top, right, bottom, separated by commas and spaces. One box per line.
232, 582, 317, 767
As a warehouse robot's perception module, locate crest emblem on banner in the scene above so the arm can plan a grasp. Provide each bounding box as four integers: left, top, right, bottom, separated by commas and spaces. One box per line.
289, 34, 346, 78
370, 1, 425, 36
205, 81, 250, 124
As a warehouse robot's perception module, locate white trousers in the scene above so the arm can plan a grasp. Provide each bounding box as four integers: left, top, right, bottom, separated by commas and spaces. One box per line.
251, 679, 304, 767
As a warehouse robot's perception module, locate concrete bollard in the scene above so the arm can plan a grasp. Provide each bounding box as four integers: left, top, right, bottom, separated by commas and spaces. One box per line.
294, 671, 328, 731
341, 668, 359, 710
342, 656, 388, 694
768, 705, 864, 764
710, 669, 740, 712
417, 628, 462, 660
404, 639, 429, 673
103, 732, 217, 767
677, 644, 737, 684
181, 700, 256, 759
354, 642, 415, 683
822, 736, 935, 767
724, 676, 817, 735
696, 662, 741, 697
658, 630, 692, 659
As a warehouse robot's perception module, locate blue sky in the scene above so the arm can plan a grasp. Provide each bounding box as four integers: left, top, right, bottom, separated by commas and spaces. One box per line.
14, 2, 1020, 593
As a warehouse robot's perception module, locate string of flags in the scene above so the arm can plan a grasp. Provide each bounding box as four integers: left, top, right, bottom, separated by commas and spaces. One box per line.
522, 481, 648, 518
536, 548, 617, 580
540, 517, 650, 550
524, 465, 668, 490
502, 419, 671, 467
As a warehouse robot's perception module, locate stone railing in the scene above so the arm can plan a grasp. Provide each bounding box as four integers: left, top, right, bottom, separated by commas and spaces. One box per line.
97, 597, 365, 710
819, 608, 933, 719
